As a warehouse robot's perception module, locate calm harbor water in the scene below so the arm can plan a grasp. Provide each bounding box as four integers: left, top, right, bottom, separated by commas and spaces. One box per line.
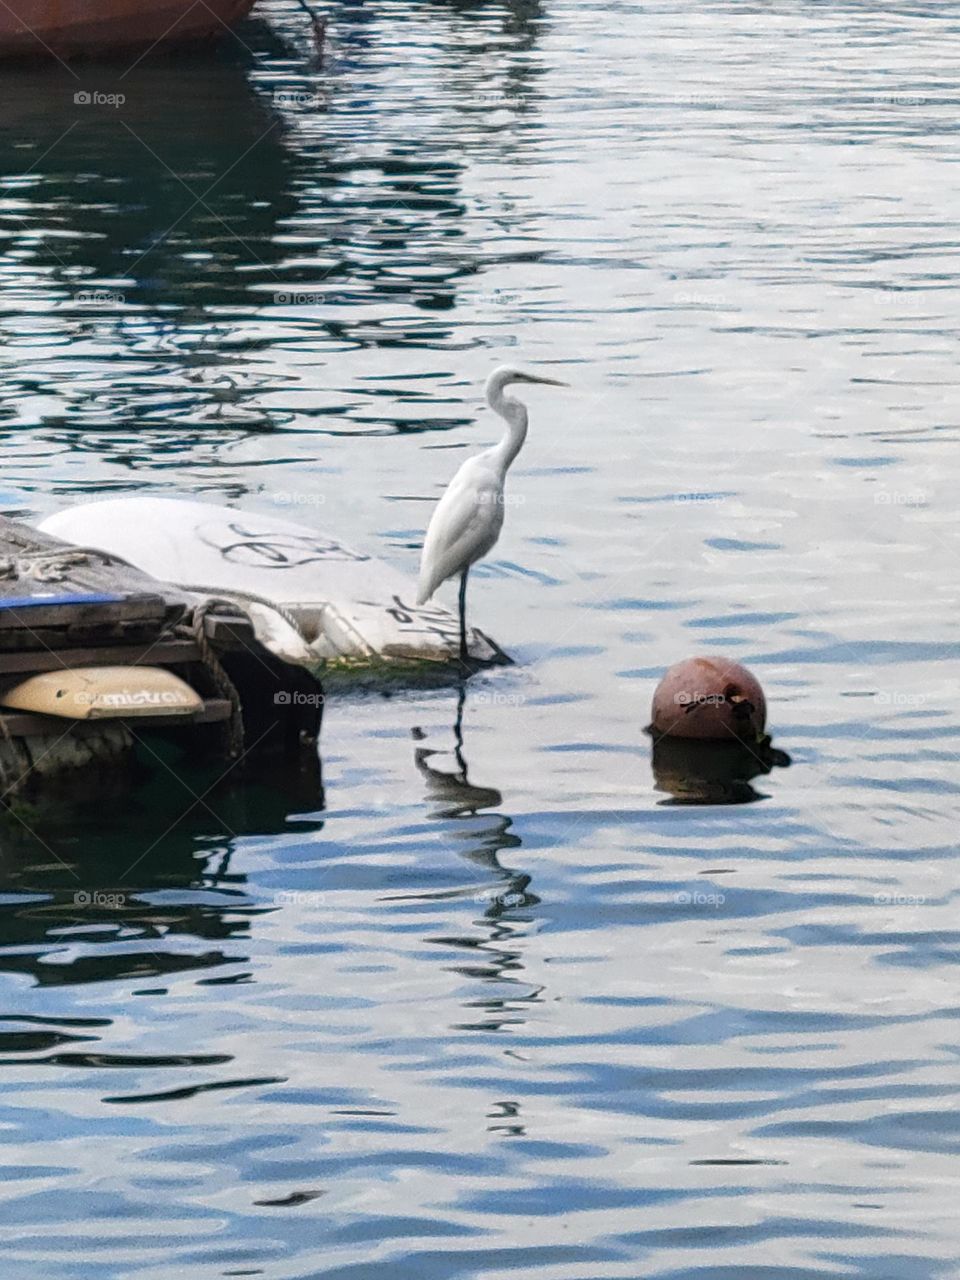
2, 1, 960, 1276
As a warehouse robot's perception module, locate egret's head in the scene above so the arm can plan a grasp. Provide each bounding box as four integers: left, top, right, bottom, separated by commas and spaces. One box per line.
485, 364, 569, 403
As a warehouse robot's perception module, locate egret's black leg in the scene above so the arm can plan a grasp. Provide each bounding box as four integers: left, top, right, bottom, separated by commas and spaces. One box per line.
458, 569, 469, 665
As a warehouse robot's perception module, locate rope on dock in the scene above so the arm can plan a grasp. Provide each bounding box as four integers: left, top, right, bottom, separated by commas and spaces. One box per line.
0, 549, 102, 583
183, 600, 246, 760
176, 585, 315, 649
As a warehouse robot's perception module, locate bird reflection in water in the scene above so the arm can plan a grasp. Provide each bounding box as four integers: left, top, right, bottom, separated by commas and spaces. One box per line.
413, 681, 535, 913
412, 681, 543, 1042
650, 734, 791, 805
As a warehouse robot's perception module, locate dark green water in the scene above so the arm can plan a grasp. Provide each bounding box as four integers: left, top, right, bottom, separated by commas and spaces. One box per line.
1, 1, 960, 1276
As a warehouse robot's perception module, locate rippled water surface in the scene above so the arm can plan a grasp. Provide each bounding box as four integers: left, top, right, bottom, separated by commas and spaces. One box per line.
2, 1, 960, 1276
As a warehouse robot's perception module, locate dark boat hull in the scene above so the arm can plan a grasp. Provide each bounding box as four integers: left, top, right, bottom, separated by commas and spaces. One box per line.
0, 0, 257, 58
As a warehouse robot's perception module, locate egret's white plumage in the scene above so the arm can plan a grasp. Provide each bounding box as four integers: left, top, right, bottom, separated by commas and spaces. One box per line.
417, 364, 567, 660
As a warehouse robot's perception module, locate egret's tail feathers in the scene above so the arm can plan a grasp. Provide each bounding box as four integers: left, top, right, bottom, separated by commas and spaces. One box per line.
417, 560, 442, 606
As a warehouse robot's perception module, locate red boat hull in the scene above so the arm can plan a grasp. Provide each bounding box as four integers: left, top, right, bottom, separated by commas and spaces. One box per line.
0, 0, 257, 57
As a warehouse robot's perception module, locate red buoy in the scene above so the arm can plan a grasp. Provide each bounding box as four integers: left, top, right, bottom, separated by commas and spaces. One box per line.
650, 656, 766, 742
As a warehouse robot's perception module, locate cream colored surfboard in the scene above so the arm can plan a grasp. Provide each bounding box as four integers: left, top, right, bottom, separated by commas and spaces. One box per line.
0, 666, 202, 720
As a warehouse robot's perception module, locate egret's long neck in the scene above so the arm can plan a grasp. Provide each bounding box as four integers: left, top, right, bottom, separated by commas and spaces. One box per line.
489, 391, 528, 475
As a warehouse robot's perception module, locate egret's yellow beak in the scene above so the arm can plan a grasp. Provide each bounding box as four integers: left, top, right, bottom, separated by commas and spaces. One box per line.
519, 373, 569, 387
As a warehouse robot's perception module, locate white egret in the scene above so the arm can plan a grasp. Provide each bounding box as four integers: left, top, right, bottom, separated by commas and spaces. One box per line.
417, 364, 568, 663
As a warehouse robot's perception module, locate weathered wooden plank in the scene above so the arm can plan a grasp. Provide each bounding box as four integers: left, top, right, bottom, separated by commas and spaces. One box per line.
0, 619, 167, 652
0, 514, 192, 648
0, 594, 170, 632
0, 515, 66, 555
0, 638, 200, 676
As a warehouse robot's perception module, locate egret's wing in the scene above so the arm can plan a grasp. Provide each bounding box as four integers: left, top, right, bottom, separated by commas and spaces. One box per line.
417, 467, 503, 603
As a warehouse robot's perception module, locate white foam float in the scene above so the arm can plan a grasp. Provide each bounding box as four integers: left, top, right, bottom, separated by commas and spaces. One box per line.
39, 497, 507, 674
